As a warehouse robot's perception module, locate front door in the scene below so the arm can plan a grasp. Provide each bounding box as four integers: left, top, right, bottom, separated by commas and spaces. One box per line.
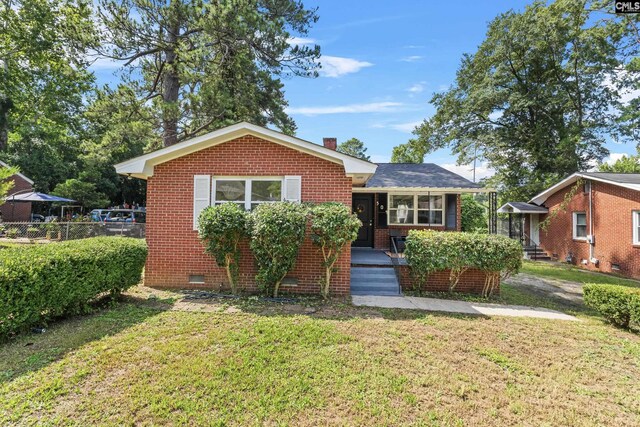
353, 194, 374, 247
529, 214, 540, 245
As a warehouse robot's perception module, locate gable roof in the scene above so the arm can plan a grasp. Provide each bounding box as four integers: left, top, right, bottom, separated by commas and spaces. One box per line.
497, 202, 548, 214
530, 172, 640, 205
362, 163, 485, 191
0, 161, 34, 185
114, 122, 377, 180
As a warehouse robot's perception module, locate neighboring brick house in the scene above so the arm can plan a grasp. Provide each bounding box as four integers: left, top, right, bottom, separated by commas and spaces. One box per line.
115, 122, 485, 295
0, 161, 34, 222
501, 172, 640, 279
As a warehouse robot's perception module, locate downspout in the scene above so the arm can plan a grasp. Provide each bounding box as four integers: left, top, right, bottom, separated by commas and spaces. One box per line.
589, 180, 595, 262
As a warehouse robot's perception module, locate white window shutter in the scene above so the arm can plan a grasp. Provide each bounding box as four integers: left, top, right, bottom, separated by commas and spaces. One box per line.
193, 175, 211, 230
283, 176, 302, 203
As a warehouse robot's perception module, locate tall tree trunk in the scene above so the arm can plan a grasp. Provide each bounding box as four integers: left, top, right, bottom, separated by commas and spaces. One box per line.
162, 7, 180, 147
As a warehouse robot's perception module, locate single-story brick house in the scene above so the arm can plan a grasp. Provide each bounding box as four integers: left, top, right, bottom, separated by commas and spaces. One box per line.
500, 172, 640, 279
0, 161, 34, 222
115, 122, 488, 295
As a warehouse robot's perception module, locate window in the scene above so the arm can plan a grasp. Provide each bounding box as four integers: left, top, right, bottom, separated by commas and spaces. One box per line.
573, 212, 587, 240
633, 211, 640, 245
388, 194, 444, 226
213, 178, 283, 210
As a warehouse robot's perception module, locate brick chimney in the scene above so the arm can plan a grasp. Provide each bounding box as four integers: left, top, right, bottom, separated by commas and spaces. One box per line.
323, 137, 337, 150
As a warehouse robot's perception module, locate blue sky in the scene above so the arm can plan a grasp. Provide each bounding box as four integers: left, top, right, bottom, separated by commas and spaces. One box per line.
91, 0, 637, 180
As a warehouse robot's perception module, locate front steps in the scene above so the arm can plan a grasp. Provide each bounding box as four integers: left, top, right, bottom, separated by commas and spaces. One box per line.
350, 267, 401, 296
523, 246, 552, 261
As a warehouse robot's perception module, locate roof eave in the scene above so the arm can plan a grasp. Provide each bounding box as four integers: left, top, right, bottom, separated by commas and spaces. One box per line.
114, 122, 377, 179
353, 186, 492, 193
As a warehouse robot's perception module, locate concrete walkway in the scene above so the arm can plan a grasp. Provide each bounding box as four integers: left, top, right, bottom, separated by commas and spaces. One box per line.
352, 295, 578, 321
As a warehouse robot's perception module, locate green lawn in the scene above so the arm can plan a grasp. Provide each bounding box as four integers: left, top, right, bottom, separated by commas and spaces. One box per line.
521, 261, 640, 287
1, 291, 639, 426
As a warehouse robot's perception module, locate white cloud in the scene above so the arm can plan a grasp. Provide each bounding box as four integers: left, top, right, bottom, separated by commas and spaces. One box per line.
441, 162, 495, 182
286, 101, 402, 116
371, 120, 422, 133
403, 45, 424, 49
87, 56, 121, 71
370, 154, 392, 163
604, 152, 628, 165
407, 82, 425, 94
287, 37, 317, 46
319, 56, 373, 77
401, 55, 423, 62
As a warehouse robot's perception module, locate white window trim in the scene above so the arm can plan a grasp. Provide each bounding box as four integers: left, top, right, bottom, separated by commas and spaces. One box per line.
212, 176, 284, 210
572, 211, 587, 240
633, 211, 640, 246
387, 193, 446, 226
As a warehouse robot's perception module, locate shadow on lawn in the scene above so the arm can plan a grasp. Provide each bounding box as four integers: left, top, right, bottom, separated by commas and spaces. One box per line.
0, 296, 169, 384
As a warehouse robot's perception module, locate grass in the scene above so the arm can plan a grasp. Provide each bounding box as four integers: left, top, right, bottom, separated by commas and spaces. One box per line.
521, 261, 640, 287
1, 291, 640, 426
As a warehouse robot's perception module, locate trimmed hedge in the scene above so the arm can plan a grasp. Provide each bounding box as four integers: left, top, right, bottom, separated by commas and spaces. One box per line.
583, 284, 640, 329
0, 237, 147, 339
405, 230, 522, 296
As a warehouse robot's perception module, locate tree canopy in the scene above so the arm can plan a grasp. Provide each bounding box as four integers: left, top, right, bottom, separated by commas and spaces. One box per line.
336, 138, 370, 161
395, 0, 639, 201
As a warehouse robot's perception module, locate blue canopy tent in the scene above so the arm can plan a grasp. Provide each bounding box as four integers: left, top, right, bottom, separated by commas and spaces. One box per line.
4, 190, 76, 220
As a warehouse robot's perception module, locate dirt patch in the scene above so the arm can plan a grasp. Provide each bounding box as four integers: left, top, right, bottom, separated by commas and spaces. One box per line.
505, 273, 584, 306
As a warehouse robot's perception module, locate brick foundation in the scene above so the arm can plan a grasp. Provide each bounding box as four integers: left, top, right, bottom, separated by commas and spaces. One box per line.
398, 264, 500, 295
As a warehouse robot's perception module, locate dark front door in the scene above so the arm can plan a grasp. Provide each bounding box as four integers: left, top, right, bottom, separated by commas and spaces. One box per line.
353, 194, 374, 247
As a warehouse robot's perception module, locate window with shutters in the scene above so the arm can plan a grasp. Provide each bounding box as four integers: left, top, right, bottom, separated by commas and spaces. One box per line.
212, 177, 287, 210
633, 211, 640, 245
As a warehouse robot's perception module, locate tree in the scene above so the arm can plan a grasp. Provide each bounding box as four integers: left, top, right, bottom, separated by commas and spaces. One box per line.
309, 202, 361, 298
336, 138, 370, 161
198, 203, 248, 294
391, 138, 426, 163
599, 151, 640, 173
0, 0, 96, 190
52, 179, 109, 209
96, 0, 320, 147
460, 194, 487, 232
0, 165, 17, 200
403, 0, 639, 202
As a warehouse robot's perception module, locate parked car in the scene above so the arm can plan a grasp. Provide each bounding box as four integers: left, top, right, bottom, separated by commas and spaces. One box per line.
103, 209, 146, 237
30, 214, 45, 222
89, 209, 110, 222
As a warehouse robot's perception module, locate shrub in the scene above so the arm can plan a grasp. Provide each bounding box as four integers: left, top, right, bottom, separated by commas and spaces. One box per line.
198, 203, 248, 294
310, 202, 361, 299
6, 228, 19, 239
405, 230, 522, 296
0, 237, 147, 339
584, 284, 640, 328
461, 194, 487, 232
249, 202, 307, 297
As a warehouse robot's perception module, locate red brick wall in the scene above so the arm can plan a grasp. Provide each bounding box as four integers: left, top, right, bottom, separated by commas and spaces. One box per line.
539, 181, 640, 279
372, 193, 461, 250
398, 264, 500, 295
0, 174, 32, 221
145, 135, 353, 295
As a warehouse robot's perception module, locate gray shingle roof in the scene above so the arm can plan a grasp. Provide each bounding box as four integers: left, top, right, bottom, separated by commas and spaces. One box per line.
497, 202, 548, 213
580, 172, 640, 185
365, 163, 481, 189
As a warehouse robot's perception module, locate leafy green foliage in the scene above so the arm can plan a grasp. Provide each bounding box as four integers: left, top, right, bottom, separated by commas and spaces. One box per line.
198, 204, 249, 294
599, 152, 640, 173
0, 237, 147, 339
391, 138, 426, 163
249, 202, 308, 297
405, 230, 522, 296
399, 0, 639, 202
52, 178, 109, 209
0, 0, 97, 191
336, 138, 370, 161
0, 165, 17, 199
461, 194, 487, 232
310, 202, 361, 298
584, 284, 640, 329
97, 0, 321, 146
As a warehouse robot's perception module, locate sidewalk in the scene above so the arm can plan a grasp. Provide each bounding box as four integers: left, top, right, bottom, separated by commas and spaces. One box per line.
352, 295, 578, 321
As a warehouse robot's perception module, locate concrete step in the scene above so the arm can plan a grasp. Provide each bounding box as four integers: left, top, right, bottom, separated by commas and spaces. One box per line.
351, 289, 401, 296
351, 269, 396, 279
